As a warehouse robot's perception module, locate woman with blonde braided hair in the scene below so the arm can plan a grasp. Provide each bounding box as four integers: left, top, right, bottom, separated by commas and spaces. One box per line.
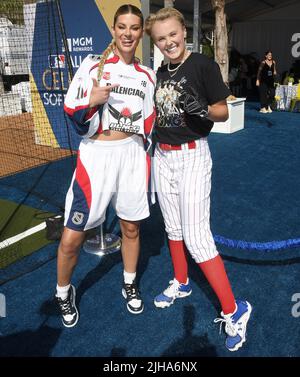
56, 4, 156, 327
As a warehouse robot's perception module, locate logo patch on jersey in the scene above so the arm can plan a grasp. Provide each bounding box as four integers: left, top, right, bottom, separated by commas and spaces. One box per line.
89, 54, 101, 61
103, 72, 111, 80
108, 104, 142, 133
72, 211, 84, 225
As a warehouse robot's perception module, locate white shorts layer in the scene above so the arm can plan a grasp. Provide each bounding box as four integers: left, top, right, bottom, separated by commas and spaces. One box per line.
64, 134, 149, 231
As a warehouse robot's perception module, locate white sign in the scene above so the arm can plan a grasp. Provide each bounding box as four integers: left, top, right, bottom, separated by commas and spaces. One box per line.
291, 33, 300, 58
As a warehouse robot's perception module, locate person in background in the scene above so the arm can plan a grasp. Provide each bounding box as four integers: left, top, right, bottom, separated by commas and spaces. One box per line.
145, 7, 252, 352
55, 4, 156, 327
256, 50, 277, 113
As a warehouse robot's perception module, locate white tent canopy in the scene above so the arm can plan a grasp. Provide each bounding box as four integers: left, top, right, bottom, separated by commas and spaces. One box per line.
150, 0, 300, 75
151, 0, 299, 23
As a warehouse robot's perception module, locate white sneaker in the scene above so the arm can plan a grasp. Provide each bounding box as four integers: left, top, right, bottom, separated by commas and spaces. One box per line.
154, 278, 192, 308
214, 299, 252, 351
259, 108, 268, 113
267, 106, 273, 113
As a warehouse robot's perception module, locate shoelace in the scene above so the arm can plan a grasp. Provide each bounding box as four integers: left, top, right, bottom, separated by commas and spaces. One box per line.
124, 283, 140, 300
164, 279, 180, 297
57, 296, 74, 315
214, 315, 237, 336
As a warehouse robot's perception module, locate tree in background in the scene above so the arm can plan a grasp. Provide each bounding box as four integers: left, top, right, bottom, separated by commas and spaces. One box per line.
211, 0, 228, 84
0, 0, 24, 25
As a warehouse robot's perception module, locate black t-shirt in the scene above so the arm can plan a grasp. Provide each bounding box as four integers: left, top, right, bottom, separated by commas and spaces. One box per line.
154, 52, 230, 144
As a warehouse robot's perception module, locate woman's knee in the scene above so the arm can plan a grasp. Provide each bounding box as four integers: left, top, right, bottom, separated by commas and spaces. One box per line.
58, 228, 84, 257
183, 232, 218, 262
120, 220, 140, 240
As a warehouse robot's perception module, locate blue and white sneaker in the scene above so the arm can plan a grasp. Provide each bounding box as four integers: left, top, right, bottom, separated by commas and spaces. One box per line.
154, 278, 192, 308
214, 299, 252, 352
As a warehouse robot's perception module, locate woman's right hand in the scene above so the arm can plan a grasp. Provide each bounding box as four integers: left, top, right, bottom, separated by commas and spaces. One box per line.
89, 78, 119, 108
256, 79, 260, 87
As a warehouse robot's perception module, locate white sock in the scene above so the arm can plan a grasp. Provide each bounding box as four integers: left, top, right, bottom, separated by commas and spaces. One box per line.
123, 271, 136, 284
56, 284, 71, 300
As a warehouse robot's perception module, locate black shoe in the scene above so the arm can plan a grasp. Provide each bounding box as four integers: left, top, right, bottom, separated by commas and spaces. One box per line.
56, 285, 79, 328
122, 280, 144, 314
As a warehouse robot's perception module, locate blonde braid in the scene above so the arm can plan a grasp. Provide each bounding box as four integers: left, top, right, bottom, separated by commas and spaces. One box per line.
97, 39, 116, 81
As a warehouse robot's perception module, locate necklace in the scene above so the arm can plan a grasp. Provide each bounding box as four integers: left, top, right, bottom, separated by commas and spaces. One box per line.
167, 51, 191, 78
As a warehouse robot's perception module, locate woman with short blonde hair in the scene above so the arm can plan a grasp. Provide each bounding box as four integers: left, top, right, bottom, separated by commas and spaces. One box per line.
145, 7, 252, 352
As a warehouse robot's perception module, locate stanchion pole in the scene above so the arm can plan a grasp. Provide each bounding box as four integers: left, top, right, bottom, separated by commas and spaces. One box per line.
83, 223, 121, 256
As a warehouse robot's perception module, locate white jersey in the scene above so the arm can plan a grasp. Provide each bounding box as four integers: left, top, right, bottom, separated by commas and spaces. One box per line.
64, 53, 156, 150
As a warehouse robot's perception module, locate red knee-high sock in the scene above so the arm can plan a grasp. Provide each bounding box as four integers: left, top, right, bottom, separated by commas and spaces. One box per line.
168, 239, 188, 284
198, 254, 236, 315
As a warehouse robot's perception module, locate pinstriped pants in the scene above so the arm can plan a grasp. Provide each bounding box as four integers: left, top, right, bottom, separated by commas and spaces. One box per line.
153, 138, 218, 263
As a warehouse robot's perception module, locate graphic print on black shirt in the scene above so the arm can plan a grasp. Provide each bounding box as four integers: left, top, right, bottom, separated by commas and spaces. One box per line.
155, 77, 188, 128
156, 76, 209, 130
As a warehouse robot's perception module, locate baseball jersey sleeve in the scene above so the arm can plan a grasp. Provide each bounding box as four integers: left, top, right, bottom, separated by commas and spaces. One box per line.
64, 55, 103, 138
